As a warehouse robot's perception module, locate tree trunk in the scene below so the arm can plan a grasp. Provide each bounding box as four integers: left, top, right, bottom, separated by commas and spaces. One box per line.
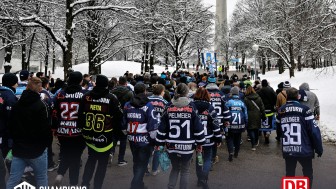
165, 51, 169, 70
262, 53, 266, 75
267, 59, 271, 71
4, 39, 13, 73
241, 51, 245, 65
289, 42, 295, 78
298, 55, 302, 71
27, 31, 36, 71
149, 43, 155, 74
144, 42, 149, 73
63, 0, 75, 79
21, 29, 27, 70
52, 44, 56, 74
45, 35, 49, 76
278, 57, 284, 74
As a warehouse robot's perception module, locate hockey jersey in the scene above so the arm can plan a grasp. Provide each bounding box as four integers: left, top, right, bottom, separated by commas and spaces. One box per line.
79, 88, 123, 152
193, 100, 225, 147
123, 93, 158, 147
206, 84, 231, 129
148, 95, 168, 122
15, 81, 28, 99
276, 101, 323, 158
156, 97, 205, 159
52, 85, 88, 137
225, 95, 248, 133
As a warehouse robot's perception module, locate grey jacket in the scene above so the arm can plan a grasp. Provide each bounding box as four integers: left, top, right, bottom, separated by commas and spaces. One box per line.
299, 83, 320, 116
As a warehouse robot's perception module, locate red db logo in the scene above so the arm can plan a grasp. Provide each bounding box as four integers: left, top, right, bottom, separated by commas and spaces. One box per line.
282, 177, 309, 189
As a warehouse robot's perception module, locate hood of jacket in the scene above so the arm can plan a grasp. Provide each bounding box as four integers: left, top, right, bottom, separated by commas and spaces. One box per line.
193, 100, 210, 113
112, 86, 130, 97
90, 87, 109, 98
245, 93, 259, 101
18, 89, 41, 105
171, 97, 190, 108
64, 84, 82, 94
299, 83, 310, 91
130, 93, 149, 108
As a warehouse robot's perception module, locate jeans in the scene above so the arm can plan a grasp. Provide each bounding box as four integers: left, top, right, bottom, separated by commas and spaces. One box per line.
6, 149, 48, 189
151, 148, 160, 172
0, 149, 6, 189
196, 146, 212, 181
211, 144, 217, 160
168, 155, 192, 189
285, 157, 313, 188
226, 132, 242, 154
57, 137, 86, 185
129, 143, 152, 189
48, 137, 54, 167
247, 129, 259, 147
82, 147, 110, 189
111, 132, 127, 162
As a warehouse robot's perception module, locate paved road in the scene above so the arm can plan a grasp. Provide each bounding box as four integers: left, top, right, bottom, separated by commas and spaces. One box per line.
48, 133, 336, 189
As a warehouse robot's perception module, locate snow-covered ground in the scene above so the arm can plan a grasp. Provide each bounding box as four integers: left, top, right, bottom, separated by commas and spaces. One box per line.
2, 60, 335, 142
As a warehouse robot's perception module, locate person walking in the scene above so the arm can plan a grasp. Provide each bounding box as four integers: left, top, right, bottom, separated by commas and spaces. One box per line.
110, 76, 134, 166
122, 83, 158, 189
52, 71, 87, 186
225, 86, 248, 161
79, 75, 123, 189
244, 86, 265, 150
193, 87, 227, 189
299, 83, 320, 121
156, 83, 205, 189
257, 79, 277, 144
6, 77, 52, 189
276, 87, 323, 188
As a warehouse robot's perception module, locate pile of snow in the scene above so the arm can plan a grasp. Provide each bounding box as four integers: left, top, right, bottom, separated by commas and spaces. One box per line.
53, 61, 176, 79
261, 67, 336, 143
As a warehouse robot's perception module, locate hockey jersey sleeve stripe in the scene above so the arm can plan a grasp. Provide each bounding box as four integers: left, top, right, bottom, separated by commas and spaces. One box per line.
213, 128, 220, 132
194, 130, 204, 136
167, 149, 194, 154
157, 131, 166, 135
305, 115, 314, 120
196, 138, 206, 143
166, 139, 195, 144
223, 110, 230, 114
156, 138, 166, 143
205, 134, 214, 139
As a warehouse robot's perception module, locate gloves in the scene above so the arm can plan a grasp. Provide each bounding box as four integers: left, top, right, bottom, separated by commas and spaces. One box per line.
317, 152, 322, 157
315, 115, 320, 120
196, 145, 202, 153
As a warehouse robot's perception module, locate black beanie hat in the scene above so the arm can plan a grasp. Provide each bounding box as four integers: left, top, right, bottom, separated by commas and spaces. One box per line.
68, 71, 83, 85
261, 79, 268, 87
95, 74, 109, 88
134, 83, 146, 95
2, 73, 18, 87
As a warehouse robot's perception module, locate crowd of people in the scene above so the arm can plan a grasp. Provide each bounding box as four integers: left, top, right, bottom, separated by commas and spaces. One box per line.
0, 68, 323, 189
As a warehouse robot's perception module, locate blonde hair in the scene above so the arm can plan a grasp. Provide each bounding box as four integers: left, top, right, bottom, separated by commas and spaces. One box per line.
245, 85, 256, 96
27, 77, 42, 93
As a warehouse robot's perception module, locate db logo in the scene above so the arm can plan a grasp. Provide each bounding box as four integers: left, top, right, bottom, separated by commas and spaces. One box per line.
282, 177, 309, 189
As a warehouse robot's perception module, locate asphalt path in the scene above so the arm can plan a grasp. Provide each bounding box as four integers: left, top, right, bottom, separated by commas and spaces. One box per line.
47, 133, 336, 189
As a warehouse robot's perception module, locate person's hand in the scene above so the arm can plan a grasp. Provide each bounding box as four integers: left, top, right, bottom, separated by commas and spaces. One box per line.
217, 142, 222, 148
224, 121, 230, 127
317, 152, 322, 157
196, 145, 202, 153
315, 115, 320, 121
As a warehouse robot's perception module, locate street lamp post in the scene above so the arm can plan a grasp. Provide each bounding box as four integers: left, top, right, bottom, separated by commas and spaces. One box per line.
252, 44, 259, 80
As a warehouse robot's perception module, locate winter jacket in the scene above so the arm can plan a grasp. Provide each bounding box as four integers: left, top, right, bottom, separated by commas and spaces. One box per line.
156, 97, 205, 160
111, 86, 134, 107
244, 93, 265, 130
276, 90, 287, 110
276, 101, 323, 158
225, 95, 248, 133
0, 86, 17, 149
193, 100, 223, 146
79, 87, 123, 152
148, 95, 168, 120
9, 90, 52, 159
123, 93, 158, 147
299, 83, 320, 116
257, 86, 277, 112
52, 85, 88, 138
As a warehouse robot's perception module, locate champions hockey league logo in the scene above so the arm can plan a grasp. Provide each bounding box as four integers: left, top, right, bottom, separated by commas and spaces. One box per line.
14, 181, 87, 189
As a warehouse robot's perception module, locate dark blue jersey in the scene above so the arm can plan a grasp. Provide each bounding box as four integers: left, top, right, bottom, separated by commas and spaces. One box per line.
123, 95, 158, 147
148, 95, 168, 123
276, 101, 323, 158
156, 100, 205, 159
193, 100, 224, 147
225, 95, 248, 133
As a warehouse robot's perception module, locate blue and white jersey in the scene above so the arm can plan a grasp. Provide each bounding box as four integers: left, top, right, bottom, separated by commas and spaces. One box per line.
206, 84, 230, 129
123, 100, 157, 147
156, 102, 205, 159
148, 95, 168, 123
15, 81, 28, 99
225, 95, 248, 133
276, 101, 323, 158
193, 100, 225, 147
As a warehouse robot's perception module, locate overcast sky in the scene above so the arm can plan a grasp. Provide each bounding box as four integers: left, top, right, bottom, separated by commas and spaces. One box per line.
202, 0, 238, 22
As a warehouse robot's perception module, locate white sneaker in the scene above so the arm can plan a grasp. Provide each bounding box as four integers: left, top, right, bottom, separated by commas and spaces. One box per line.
251, 147, 256, 151
54, 174, 63, 186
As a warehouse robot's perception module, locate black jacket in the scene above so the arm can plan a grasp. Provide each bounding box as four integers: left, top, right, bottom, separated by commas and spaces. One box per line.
9, 90, 52, 159
111, 86, 133, 107
257, 86, 277, 112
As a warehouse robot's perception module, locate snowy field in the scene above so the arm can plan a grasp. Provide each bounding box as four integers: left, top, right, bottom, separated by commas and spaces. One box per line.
2, 61, 335, 142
